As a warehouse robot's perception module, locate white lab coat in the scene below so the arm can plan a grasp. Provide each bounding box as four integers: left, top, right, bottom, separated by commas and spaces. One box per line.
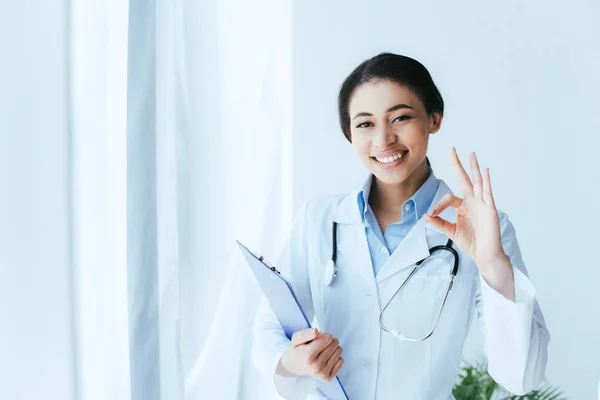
252, 178, 549, 400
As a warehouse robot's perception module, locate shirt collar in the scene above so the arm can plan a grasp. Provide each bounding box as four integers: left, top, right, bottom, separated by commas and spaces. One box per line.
357, 166, 439, 222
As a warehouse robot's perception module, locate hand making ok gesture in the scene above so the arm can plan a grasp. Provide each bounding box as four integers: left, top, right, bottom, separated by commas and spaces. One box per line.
423, 147, 515, 298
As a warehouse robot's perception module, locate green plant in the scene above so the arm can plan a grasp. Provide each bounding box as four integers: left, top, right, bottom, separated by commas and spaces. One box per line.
452, 362, 566, 400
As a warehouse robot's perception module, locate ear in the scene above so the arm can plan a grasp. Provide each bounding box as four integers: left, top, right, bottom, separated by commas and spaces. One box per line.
429, 112, 443, 135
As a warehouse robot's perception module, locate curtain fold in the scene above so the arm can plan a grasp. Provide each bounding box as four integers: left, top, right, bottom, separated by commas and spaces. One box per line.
127, 0, 185, 399
182, 0, 293, 398
71, 0, 186, 399
70, 0, 290, 397
70, 0, 131, 398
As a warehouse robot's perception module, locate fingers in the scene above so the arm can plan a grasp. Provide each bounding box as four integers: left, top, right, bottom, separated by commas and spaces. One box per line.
482, 168, 496, 207
470, 152, 483, 200
428, 193, 463, 217
315, 337, 339, 365
422, 214, 456, 239
303, 332, 344, 382
450, 147, 474, 197
306, 332, 335, 356
320, 347, 343, 382
423, 193, 462, 239
329, 357, 344, 381
291, 328, 318, 348
314, 342, 343, 382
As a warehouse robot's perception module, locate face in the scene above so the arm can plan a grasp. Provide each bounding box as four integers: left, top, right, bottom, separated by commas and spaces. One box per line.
348, 80, 442, 185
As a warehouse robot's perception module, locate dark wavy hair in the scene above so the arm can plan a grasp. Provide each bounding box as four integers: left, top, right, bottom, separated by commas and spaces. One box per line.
338, 53, 444, 167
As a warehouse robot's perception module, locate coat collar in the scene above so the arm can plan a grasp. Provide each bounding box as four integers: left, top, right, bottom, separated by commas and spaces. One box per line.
332, 178, 457, 285
358, 168, 438, 223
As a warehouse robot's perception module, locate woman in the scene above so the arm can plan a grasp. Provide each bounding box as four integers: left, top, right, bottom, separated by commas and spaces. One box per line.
252, 53, 549, 399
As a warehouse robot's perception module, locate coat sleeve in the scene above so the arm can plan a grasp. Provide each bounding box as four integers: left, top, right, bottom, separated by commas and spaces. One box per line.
251, 200, 319, 399
475, 212, 551, 395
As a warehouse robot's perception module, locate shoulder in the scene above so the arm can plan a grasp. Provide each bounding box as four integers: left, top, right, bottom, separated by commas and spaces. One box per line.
299, 192, 351, 219
305, 192, 350, 213
296, 191, 357, 224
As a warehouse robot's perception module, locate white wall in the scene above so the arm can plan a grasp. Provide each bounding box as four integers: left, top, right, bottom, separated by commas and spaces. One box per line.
0, 1, 75, 400
292, 1, 600, 398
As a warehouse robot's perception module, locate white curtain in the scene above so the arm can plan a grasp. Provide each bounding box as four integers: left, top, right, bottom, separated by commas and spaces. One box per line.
70, 0, 131, 398
182, 0, 293, 398
71, 0, 186, 398
69, 0, 292, 398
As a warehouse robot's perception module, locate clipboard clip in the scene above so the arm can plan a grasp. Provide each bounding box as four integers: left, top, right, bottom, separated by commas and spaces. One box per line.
240, 242, 281, 274
258, 255, 281, 274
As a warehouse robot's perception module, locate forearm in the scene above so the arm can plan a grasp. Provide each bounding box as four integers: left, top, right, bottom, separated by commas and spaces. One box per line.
477, 252, 515, 301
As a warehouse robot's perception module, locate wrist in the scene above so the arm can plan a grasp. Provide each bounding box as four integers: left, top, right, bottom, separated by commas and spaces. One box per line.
475, 252, 510, 278
477, 253, 516, 301
275, 349, 299, 377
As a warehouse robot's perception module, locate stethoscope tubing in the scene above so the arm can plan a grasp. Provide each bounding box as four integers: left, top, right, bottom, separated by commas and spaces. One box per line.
327, 221, 459, 342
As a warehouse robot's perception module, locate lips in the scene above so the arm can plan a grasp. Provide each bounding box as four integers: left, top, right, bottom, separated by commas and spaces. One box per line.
371, 150, 408, 164
370, 150, 408, 170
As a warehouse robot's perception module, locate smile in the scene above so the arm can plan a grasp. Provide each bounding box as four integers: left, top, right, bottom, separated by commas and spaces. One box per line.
372, 150, 408, 164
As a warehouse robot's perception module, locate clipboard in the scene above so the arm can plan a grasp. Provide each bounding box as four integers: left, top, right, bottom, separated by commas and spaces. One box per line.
237, 241, 349, 400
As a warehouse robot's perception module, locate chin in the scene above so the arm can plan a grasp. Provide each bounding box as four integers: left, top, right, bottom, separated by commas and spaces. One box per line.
371, 170, 412, 185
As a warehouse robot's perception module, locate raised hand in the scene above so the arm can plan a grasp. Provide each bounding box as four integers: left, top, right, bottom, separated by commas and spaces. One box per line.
422, 147, 515, 299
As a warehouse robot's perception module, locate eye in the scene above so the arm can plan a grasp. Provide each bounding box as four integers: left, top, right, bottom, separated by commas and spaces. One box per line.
356, 121, 374, 128
393, 115, 411, 123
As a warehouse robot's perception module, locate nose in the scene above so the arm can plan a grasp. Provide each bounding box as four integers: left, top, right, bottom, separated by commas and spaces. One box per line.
372, 125, 397, 148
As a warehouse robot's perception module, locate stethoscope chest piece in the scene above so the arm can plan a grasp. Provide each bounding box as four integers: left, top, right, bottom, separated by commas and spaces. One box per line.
324, 259, 337, 286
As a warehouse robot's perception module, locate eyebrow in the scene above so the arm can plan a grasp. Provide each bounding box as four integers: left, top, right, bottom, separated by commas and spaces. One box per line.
352, 104, 414, 120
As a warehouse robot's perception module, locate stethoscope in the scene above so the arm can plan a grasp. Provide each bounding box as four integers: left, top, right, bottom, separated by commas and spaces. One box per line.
324, 221, 459, 342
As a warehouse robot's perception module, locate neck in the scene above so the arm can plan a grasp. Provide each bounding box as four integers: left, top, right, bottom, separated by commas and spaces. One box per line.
370, 161, 429, 214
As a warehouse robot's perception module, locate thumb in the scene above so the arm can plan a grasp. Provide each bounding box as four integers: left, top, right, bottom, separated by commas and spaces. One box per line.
423, 214, 455, 239
291, 328, 318, 347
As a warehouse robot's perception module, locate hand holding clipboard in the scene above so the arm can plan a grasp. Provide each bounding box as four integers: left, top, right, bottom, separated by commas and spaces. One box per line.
237, 241, 349, 400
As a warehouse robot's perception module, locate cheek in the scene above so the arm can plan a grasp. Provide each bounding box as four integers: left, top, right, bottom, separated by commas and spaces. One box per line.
403, 127, 429, 150
351, 136, 370, 157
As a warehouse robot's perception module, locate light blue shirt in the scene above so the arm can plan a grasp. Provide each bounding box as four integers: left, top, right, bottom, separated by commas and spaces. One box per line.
357, 167, 439, 276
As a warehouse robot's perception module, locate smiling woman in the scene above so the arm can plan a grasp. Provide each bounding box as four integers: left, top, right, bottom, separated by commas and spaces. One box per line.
338, 54, 442, 193
252, 52, 550, 400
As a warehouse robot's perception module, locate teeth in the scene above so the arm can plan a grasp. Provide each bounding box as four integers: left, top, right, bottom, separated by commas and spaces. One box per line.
375, 152, 405, 163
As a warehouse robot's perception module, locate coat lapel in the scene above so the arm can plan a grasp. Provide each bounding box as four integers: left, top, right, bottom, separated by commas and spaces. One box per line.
375, 180, 456, 284
330, 179, 457, 286
331, 190, 376, 285
336, 223, 376, 285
